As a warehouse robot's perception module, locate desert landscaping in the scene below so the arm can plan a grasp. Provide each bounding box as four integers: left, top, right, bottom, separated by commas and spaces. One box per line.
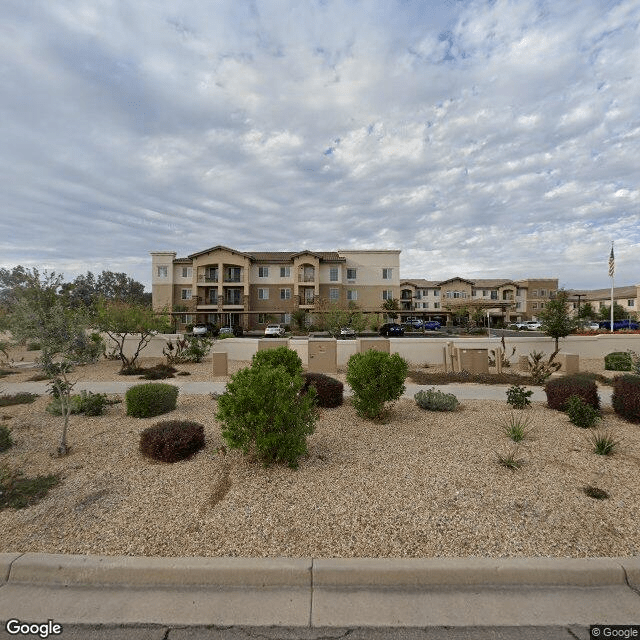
1, 345, 639, 559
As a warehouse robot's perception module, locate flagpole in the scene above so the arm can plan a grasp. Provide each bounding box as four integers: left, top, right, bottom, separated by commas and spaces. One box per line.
609, 242, 614, 333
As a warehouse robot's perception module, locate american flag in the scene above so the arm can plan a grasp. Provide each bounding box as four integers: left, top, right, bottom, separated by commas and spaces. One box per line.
608, 245, 615, 278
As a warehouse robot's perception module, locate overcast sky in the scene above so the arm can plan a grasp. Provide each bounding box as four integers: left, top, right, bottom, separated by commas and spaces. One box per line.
1, 0, 639, 290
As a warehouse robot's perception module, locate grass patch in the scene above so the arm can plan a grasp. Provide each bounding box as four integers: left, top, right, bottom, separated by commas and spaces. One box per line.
409, 370, 538, 386
496, 445, 524, 470
0, 465, 60, 510
501, 411, 534, 442
0, 392, 39, 407
589, 430, 620, 456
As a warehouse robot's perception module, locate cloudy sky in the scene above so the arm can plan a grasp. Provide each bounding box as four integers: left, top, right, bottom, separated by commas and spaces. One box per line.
1, 0, 639, 290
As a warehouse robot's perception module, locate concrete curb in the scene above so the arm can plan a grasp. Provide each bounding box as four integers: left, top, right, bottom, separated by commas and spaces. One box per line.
1, 554, 639, 627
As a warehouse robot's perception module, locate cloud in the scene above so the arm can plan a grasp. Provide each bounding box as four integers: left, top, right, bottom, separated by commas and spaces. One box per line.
0, 0, 638, 290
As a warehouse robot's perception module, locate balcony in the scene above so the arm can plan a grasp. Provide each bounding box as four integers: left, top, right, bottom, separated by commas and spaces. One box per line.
223, 276, 242, 283
298, 275, 316, 283
198, 275, 218, 283
224, 295, 243, 306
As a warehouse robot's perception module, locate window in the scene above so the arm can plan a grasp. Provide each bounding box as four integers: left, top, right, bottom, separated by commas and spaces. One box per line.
347, 268, 357, 280
281, 313, 291, 324
471, 290, 476, 297
280, 288, 291, 300
423, 302, 429, 309
181, 289, 192, 300
382, 268, 393, 280
628, 299, 635, 307
157, 266, 168, 278
382, 290, 393, 300
540, 302, 545, 309
531, 290, 538, 297
490, 291, 498, 300
329, 267, 339, 282
280, 266, 290, 278
540, 289, 547, 297
258, 267, 269, 278
181, 314, 193, 324
258, 314, 269, 324
181, 267, 192, 278
433, 302, 440, 309
482, 290, 488, 297
347, 290, 357, 301
258, 288, 269, 300
433, 289, 440, 297
533, 302, 538, 310
516, 302, 521, 310
329, 288, 339, 301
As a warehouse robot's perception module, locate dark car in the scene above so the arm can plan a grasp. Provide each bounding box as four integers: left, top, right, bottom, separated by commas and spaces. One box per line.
422, 320, 441, 331
599, 320, 639, 331
379, 323, 405, 337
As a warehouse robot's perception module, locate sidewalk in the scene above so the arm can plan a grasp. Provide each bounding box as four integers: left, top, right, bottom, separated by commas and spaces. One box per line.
1, 554, 639, 629
0, 379, 615, 404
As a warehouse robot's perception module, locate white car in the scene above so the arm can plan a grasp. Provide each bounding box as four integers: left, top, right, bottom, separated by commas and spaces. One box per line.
219, 326, 234, 336
340, 327, 356, 338
264, 324, 286, 337
525, 321, 542, 330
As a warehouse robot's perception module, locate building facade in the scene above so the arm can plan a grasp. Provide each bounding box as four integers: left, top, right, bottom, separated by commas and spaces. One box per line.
567, 285, 639, 320
151, 246, 401, 330
399, 277, 560, 324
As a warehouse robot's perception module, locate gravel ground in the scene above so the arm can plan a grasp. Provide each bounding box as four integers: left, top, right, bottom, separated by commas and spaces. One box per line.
1, 350, 639, 559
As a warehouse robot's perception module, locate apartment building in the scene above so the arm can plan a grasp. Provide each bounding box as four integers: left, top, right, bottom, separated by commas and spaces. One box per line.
400, 277, 560, 324
151, 246, 401, 330
567, 285, 639, 319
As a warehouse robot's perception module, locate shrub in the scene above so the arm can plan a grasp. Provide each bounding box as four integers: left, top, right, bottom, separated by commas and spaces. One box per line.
544, 373, 600, 411
583, 485, 609, 500
46, 391, 107, 416
501, 411, 534, 442
346, 350, 408, 419
0, 392, 38, 407
604, 351, 633, 371
126, 383, 179, 418
26, 342, 41, 351
414, 388, 459, 411
611, 375, 640, 423
528, 351, 561, 384
251, 347, 303, 378
0, 463, 60, 510
140, 364, 177, 380
506, 384, 533, 409
0, 425, 13, 452
566, 394, 601, 429
302, 373, 343, 408
139, 420, 205, 463
497, 444, 524, 470
216, 364, 317, 468
589, 430, 620, 456
164, 336, 213, 364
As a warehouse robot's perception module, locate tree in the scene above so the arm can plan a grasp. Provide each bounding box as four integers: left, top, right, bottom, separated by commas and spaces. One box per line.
539, 289, 577, 360
8, 269, 96, 455
95, 301, 171, 371
577, 302, 595, 320
315, 300, 368, 337
598, 302, 626, 322
381, 297, 400, 319
60, 270, 150, 308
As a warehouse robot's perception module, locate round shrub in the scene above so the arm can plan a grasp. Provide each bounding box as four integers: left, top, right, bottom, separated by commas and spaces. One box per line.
216, 364, 317, 468
251, 346, 303, 377
302, 373, 343, 408
566, 394, 600, 429
604, 352, 633, 371
612, 374, 640, 423
346, 350, 408, 419
140, 364, 177, 380
544, 373, 600, 411
414, 388, 459, 411
126, 383, 179, 418
139, 420, 205, 463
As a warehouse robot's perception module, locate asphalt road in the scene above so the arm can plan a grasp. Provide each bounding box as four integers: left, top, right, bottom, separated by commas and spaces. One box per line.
0, 624, 593, 639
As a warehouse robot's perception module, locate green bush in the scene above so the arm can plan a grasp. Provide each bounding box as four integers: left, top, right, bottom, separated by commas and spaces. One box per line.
164, 336, 213, 364
26, 342, 41, 351
126, 383, 179, 418
302, 373, 343, 408
544, 373, 600, 411
251, 346, 303, 378
216, 364, 317, 468
604, 351, 633, 371
506, 384, 533, 409
0, 425, 13, 452
611, 374, 640, 423
414, 388, 459, 411
346, 350, 408, 419
0, 392, 38, 407
46, 391, 107, 416
139, 420, 205, 463
566, 394, 601, 429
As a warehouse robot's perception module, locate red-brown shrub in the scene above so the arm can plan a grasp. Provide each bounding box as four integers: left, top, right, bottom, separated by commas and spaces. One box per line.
139, 420, 205, 463
612, 375, 640, 423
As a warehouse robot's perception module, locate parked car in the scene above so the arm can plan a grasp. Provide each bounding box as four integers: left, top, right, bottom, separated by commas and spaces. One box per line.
402, 318, 423, 329
192, 323, 219, 337
379, 323, 405, 337
524, 321, 543, 330
579, 321, 601, 331
340, 327, 356, 338
264, 324, 286, 337
219, 326, 235, 336
422, 320, 441, 331
599, 319, 640, 331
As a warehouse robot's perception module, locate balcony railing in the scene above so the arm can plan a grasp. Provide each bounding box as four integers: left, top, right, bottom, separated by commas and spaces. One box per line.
298, 275, 316, 282
198, 276, 218, 283
223, 277, 242, 283
224, 296, 243, 305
